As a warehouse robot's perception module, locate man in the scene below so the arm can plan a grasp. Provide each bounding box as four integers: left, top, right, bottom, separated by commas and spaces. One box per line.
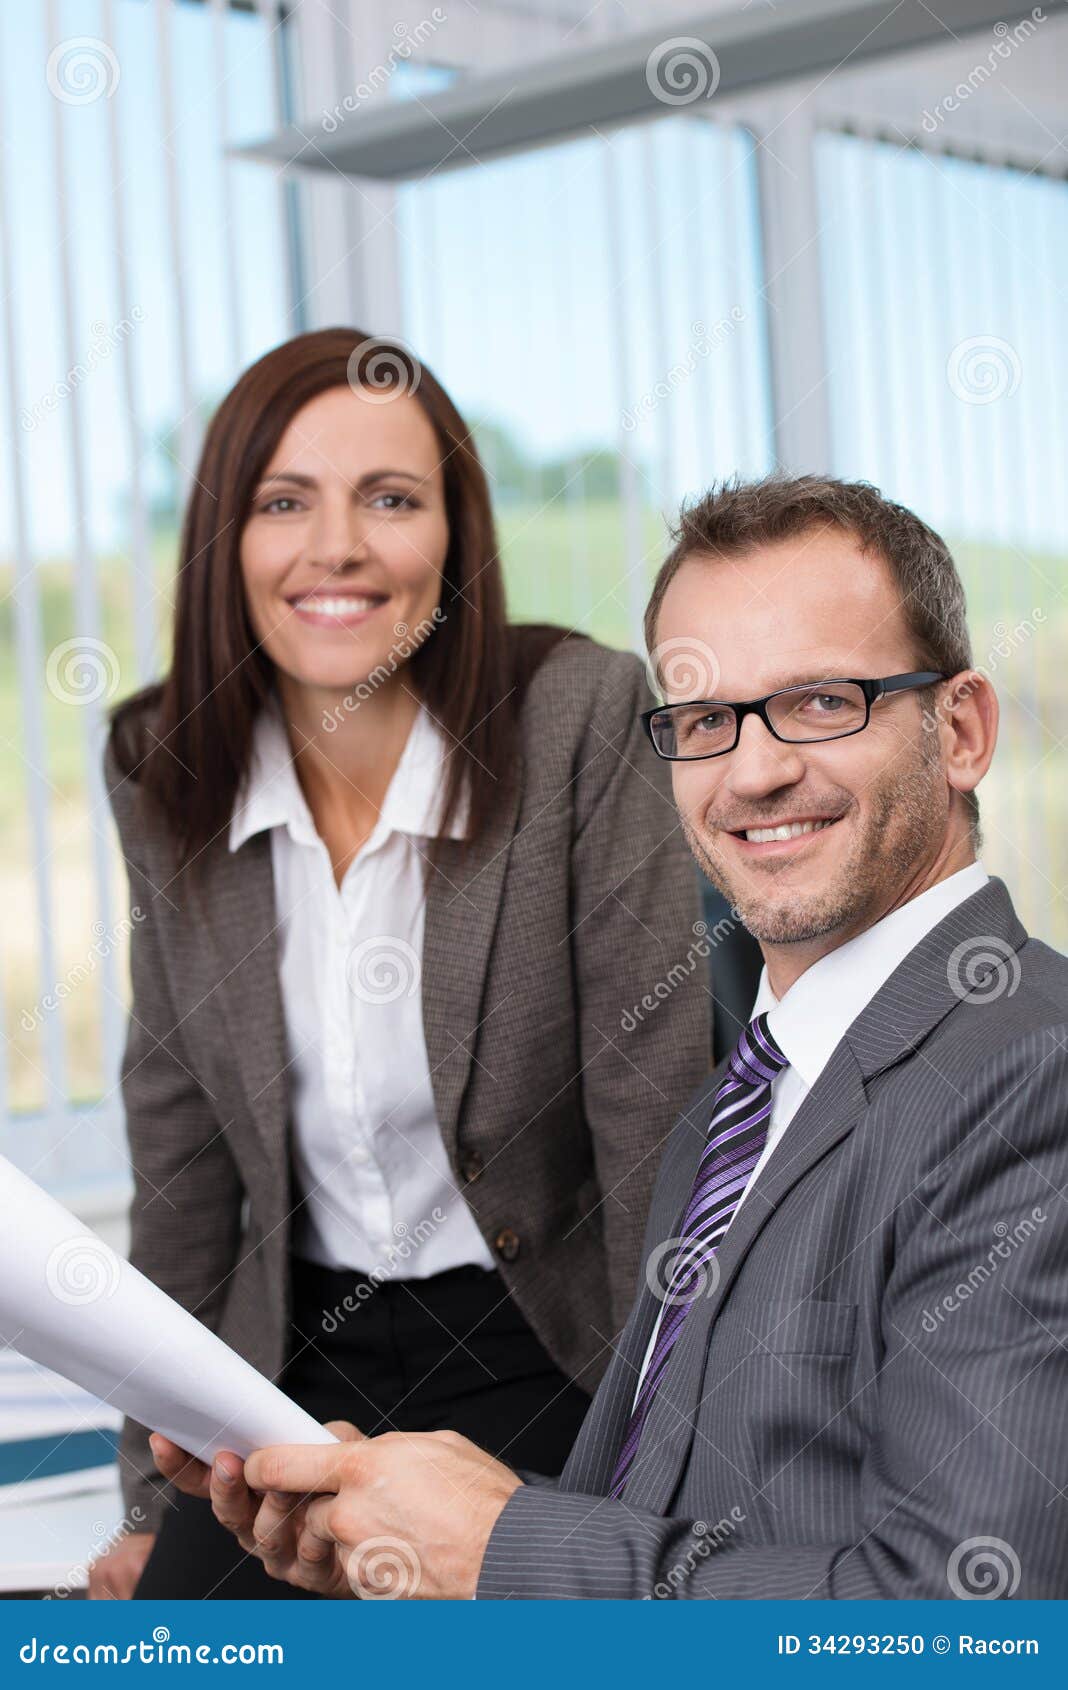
153, 475, 1068, 1599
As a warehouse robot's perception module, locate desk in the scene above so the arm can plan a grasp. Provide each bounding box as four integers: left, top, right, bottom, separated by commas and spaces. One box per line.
0, 1468, 126, 1596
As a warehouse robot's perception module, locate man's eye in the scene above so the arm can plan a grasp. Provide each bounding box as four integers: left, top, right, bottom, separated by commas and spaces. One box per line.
798, 691, 845, 713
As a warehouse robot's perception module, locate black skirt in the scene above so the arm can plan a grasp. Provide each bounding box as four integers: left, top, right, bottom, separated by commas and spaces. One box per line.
134, 1257, 590, 1598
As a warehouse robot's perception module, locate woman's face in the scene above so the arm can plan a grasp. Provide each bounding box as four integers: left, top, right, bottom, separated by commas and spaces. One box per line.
239, 383, 449, 696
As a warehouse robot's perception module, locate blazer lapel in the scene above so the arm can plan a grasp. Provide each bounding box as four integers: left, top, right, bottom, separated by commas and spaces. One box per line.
193, 833, 290, 1177
187, 759, 527, 1186
421, 768, 525, 1162
622, 875, 1028, 1513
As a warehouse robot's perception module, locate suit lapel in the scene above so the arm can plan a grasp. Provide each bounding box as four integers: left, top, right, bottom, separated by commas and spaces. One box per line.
623, 1039, 868, 1513
620, 875, 1028, 1512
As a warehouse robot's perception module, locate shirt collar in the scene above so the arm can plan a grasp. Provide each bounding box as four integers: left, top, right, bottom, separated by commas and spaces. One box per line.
750, 860, 991, 1090
228, 697, 468, 854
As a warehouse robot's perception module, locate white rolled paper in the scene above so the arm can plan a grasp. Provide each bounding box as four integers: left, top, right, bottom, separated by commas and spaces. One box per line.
0, 1154, 337, 1463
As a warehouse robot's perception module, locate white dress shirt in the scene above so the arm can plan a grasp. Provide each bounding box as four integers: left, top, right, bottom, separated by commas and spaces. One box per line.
229, 697, 495, 1279
634, 859, 990, 1402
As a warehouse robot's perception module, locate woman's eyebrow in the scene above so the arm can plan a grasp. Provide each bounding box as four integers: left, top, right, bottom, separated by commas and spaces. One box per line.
256, 467, 422, 490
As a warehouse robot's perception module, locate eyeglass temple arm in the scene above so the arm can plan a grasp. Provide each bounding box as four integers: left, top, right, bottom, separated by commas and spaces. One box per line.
869, 671, 948, 701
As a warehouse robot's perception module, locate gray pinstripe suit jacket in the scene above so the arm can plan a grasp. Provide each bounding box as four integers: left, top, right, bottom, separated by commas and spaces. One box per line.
478, 875, 1068, 1599
104, 637, 711, 1533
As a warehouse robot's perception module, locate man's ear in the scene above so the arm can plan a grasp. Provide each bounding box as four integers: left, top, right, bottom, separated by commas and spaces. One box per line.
939, 669, 998, 807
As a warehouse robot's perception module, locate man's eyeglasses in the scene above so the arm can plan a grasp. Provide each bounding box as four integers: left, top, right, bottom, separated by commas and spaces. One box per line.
642, 672, 948, 762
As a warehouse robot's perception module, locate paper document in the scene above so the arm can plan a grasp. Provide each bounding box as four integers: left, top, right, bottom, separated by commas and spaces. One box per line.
0, 1155, 337, 1465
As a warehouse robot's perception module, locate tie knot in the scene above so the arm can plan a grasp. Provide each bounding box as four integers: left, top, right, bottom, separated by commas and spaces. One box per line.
728, 1012, 789, 1088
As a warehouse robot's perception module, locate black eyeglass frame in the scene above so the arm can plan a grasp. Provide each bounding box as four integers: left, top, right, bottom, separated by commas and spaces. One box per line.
641, 671, 949, 761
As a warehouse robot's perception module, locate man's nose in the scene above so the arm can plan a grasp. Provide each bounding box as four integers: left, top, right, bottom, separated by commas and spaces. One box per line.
725, 711, 807, 798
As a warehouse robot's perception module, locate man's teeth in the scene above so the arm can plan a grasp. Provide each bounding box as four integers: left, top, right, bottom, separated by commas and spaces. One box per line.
744, 818, 836, 843
296, 596, 378, 616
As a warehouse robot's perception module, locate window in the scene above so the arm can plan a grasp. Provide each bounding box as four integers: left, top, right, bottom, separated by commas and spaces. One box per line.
818, 132, 1068, 948
0, 0, 294, 1185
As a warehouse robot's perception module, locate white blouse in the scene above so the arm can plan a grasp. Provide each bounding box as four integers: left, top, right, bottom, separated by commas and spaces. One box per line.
228, 698, 495, 1279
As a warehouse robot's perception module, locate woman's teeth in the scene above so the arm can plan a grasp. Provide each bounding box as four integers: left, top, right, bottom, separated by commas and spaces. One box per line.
743, 818, 836, 843
295, 596, 378, 616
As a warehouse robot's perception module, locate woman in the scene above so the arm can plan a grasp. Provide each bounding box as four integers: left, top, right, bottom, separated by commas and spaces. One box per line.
93, 328, 710, 1598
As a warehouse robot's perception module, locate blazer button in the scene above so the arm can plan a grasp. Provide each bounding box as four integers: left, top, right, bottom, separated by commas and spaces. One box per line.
494, 1227, 520, 1262
460, 1150, 484, 1183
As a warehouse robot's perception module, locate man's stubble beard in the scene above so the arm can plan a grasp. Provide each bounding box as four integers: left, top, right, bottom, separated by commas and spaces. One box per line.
682, 729, 946, 947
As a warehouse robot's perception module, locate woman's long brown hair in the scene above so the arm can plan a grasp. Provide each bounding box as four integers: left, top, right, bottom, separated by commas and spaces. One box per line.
109, 327, 575, 872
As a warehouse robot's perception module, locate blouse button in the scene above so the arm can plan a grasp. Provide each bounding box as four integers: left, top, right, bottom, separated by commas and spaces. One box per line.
493, 1227, 520, 1263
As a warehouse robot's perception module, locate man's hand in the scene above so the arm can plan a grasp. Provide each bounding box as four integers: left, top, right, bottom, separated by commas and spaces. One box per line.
149, 1425, 356, 1596
242, 1424, 523, 1599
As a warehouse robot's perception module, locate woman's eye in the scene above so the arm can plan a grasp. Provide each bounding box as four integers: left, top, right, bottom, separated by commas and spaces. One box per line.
372, 492, 418, 510
261, 496, 302, 514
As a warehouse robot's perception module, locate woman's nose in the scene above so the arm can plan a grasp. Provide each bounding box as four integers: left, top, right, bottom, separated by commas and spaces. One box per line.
309, 495, 371, 569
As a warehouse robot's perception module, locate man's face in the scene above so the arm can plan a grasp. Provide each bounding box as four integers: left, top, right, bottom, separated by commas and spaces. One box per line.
656, 524, 950, 948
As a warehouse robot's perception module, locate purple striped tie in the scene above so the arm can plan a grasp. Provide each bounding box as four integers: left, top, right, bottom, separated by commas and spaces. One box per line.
609, 1012, 789, 1498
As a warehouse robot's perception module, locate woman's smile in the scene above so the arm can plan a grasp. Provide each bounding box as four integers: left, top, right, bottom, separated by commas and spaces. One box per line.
285, 587, 389, 630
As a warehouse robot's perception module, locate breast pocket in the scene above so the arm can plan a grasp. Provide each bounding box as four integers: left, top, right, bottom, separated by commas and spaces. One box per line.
708, 1298, 862, 1534
733, 1297, 858, 1358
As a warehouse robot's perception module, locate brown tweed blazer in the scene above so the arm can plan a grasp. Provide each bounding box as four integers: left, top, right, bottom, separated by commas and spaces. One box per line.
103, 635, 711, 1532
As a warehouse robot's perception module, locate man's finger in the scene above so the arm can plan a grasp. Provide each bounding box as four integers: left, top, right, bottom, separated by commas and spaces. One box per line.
323, 1420, 365, 1443
151, 1434, 211, 1497
251, 1490, 303, 1561
245, 1443, 355, 1496
209, 1454, 259, 1540
302, 1493, 342, 1548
